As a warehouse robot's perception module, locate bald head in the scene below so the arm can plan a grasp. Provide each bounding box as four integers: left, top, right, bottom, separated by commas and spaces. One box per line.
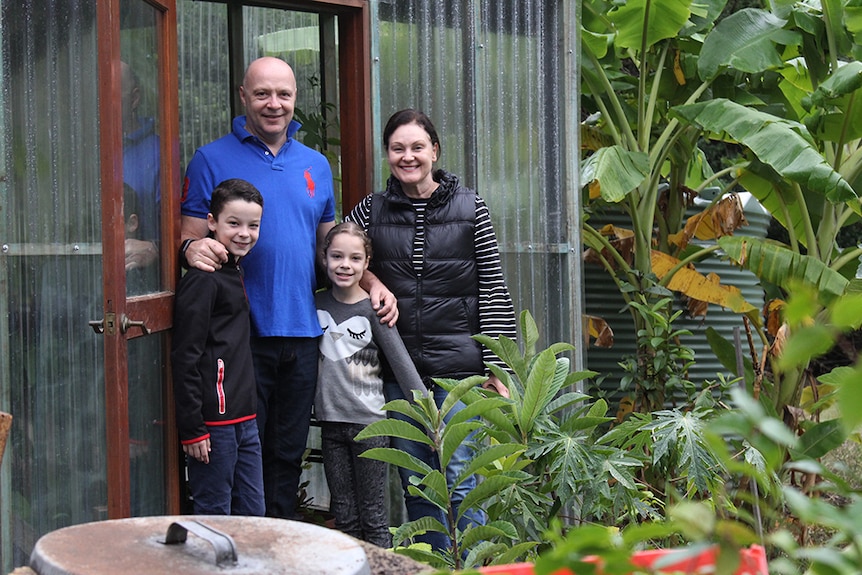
239, 57, 298, 153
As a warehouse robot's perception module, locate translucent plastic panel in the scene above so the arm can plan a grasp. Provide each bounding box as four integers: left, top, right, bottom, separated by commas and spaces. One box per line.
177, 2, 326, 171
0, 1, 105, 570
374, 0, 575, 347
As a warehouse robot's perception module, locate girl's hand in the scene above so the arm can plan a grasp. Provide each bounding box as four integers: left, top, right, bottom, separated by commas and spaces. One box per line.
183, 438, 211, 464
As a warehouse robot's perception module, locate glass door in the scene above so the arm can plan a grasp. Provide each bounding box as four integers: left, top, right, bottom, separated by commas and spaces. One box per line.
94, 0, 181, 518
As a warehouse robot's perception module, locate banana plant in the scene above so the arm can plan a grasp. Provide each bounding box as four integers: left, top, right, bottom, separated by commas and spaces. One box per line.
581, 0, 858, 413
670, 3, 862, 414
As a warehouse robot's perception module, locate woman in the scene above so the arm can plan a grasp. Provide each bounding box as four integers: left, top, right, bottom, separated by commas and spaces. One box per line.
346, 108, 517, 550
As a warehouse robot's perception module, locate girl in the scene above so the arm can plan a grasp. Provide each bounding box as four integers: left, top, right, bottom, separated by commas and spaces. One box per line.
314, 222, 427, 547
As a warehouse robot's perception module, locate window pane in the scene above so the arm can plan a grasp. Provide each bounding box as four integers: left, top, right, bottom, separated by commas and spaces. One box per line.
0, 0, 105, 570
121, 0, 167, 515
122, 0, 163, 296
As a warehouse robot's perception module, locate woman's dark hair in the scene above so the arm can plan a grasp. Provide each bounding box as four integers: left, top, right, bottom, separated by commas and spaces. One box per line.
209, 178, 264, 219
382, 108, 441, 156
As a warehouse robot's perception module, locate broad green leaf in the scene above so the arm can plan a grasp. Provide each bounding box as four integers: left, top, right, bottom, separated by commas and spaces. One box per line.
546, 391, 592, 415
563, 416, 615, 433
456, 443, 525, 484
582, 145, 650, 203
519, 349, 562, 433
459, 521, 518, 549
791, 418, 847, 460
608, 0, 692, 51
440, 376, 485, 420
805, 61, 862, 109
440, 421, 482, 470
698, 9, 790, 79
446, 396, 511, 428
737, 168, 813, 250
828, 293, 862, 330
489, 542, 540, 566
381, 398, 432, 427
775, 325, 835, 371
463, 542, 511, 571
520, 309, 540, 358
407, 470, 449, 511
673, 99, 856, 202
717, 236, 849, 303
581, 27, 610, 60
360, 447, 434, 476
390, 546, 443, 568
355, 418, 433, 445
822, 363, 862, 431
457, 474, 522, 522
391, 516, 449, 547
474, 333, 525, 378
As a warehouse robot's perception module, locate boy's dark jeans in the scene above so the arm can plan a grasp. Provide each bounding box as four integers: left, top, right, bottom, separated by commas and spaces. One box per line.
186, 418, 265, 515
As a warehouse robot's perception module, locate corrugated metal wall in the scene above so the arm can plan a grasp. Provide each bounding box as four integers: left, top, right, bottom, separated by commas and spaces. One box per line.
373, 0, 581, 351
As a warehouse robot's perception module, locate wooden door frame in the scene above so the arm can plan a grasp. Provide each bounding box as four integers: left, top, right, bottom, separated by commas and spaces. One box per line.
97, 0, 371, 517
97, 0, 182, 518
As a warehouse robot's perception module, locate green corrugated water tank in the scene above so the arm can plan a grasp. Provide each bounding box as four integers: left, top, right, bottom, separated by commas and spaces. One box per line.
583, 190, 771, 409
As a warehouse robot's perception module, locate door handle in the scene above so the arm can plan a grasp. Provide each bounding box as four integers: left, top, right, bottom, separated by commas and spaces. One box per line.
88, 313, 149, 336
88, 313, 117, 335
121, 314, 151, 336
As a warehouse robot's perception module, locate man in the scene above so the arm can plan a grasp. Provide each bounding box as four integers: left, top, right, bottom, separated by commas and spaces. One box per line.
121, 60, 160, 278
180, 57, 399, 519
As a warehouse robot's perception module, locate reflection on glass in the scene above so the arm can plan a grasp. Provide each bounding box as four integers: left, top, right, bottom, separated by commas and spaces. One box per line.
122, 5, 161, 297
128, 334, 166, 516
122, 0, 167, 516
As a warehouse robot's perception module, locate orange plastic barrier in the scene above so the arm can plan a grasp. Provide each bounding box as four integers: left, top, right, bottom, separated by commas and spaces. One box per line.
479, 544, 768, 575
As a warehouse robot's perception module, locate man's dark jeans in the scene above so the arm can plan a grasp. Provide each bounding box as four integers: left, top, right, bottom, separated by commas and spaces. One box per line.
252, 336, 319, 519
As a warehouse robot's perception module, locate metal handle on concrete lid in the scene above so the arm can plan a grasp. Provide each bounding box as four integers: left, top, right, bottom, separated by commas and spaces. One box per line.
160, 520, 238, 567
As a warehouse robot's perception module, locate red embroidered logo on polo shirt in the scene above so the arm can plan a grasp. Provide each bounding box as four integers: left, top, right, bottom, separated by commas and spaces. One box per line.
304, 167, 316, 198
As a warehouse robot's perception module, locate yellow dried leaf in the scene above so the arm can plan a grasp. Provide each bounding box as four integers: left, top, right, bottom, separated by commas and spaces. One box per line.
674, 49, 686, 85
584, 225, 636, 268
764, 299, 785, 337
772, 323, 789, 357
669, 193, 749, 249
585, 315, 615, 348
651, 251, 756, 313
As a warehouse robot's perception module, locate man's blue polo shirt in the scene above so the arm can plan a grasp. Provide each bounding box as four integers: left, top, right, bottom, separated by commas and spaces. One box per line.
181, 116, 336, 338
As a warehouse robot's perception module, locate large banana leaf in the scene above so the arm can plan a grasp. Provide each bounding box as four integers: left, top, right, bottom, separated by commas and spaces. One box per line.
606, 0, 693, 51
717, 236, 849, 303
698, 9, 791, 80
672, 98, 856, 203
581, 145, 650, 203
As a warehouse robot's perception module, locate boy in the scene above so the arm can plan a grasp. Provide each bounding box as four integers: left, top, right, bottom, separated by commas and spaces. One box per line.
171, 178, 265, 515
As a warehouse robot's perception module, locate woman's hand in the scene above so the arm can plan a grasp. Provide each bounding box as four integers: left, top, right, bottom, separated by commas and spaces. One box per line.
482, 374, 509, 399
360, 269, 400, 327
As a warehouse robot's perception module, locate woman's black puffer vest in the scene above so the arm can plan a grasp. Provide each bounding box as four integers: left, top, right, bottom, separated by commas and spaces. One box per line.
367, 170, 483, 379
